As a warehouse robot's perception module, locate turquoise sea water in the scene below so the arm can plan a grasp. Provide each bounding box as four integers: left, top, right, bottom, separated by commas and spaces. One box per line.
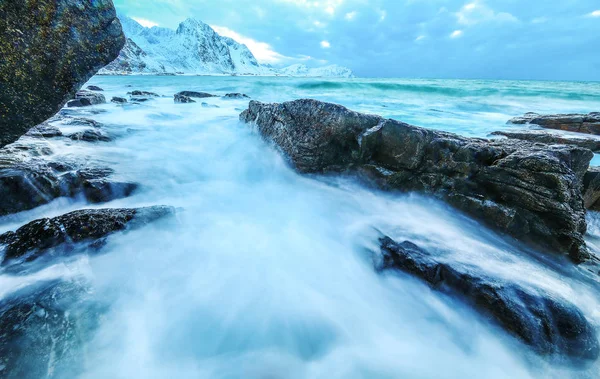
1, 77, 599, 378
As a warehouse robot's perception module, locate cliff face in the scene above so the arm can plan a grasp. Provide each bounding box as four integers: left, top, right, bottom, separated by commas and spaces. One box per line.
0, 0, 125, 147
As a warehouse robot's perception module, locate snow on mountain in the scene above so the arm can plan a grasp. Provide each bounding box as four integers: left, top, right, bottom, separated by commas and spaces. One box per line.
100, 17, 354, 77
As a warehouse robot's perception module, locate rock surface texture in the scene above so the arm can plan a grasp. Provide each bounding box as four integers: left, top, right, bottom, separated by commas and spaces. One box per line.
509, 113, 600, 135
240, 100, 594, 262
379, 236, 600, 363
492, 130, 600, 152
0, 0, 125, 147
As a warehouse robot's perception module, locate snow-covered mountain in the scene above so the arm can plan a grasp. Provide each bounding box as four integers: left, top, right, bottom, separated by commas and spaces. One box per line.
100, 17, 354, 77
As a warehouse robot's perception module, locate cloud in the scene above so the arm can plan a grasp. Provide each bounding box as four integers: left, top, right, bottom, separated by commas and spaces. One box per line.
345, 11, 358, 21
320, 40, 331, 48
131, 17, 159, 28
415, 35, 426, 42
456, 0, 518, 25
450, 30, 463, 38
589, 10, 600, 17
210, 25, 289, 64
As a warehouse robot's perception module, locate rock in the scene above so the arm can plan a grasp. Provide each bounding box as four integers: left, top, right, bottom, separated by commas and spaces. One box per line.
174, 94, 196, 104
68, 129, 112, 142
240, 99, 594, 262
56, 116, 103, 128
176, 91, 216, 98
24, 123, 63, 138
201, 102, 219, 108
0, 279, 101, 378
508, 113, 600, 135
224, 93, 250, 99
583, 167, 600, 211
0, 0, 124, 147
0, 206, 176, 265
0, 147, 138, 216
86, 85, 104, 91
66, 90, 106, 108
491, 130, 600, 153
378, 236, 600, 363
127, 90, 159, 97
111, 96, 128, 104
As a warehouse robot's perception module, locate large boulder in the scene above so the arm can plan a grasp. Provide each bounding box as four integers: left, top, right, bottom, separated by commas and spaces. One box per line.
0, 0, 125, 148
508, 113, 600, 135
491, 130, 600, 152
240, 99, 594, 262
0, 206, 175, 267
379, 236, 599, 363
66, 90, 106, 108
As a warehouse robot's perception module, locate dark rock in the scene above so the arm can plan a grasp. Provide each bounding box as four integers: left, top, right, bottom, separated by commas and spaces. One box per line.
583, 167, 600, 211
0, 206, 175, 265
86, 85, 104, 91
201, 102, 219, 108
492, 130, 600, 153
66, 90, 106, 108
0, 279, 101, 379
224, 93, 250, 99
56, 116, 103, 128
111, 96, 128, 104
127, 90, 159, 97
174, 94, 196, 104
508, 113, 600, 135
0, 147, 138, 216
24, 123, 63, 138
240, 99, 593, 262
68, 129, 112, 142
176, 91, 216, 98
379, 236, 600, 363
0, 0, 124, 147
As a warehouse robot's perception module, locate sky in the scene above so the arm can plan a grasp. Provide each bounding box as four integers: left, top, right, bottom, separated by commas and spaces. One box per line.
113, 0, 600, 80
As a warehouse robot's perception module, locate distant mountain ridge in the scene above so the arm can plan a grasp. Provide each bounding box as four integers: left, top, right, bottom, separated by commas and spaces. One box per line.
99, 17, 354, 78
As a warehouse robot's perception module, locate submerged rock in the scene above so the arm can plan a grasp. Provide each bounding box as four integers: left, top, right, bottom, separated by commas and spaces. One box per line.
174, 94, 196, 103
176, 91, 216, 98
66, 90, 106, 108
127, 90, 159, 97
0, 0, 124, 147
0, 279, 101, 379
0, 206, 176, 266
86, 85, 104, 91
508, 113, 600, 135
240, 99, 593, 262
0, 147, 138, 216
224, 93, 250, 99
201, 102, 219, 109
111, 96, 128, 104
378, 236, 600, 363
68, 129, 112, 142
24, 123, 63, 138
491, 130, 600, 152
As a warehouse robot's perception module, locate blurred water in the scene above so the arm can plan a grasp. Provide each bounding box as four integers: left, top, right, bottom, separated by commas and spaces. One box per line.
1, 76, 600, 378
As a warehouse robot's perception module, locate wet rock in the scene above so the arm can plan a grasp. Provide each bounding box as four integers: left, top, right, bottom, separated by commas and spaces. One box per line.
111, 96, 128, 104
379, 236, 600, 363
491, 130, 600, 152
24, 123, 63, 138
0, 206, 176, 265
66, 90, 106, 108
583, 167, 600, 211
86, 85, 104, 91
508, 113, 600, 135
224, 93, 250, 99
0, 0, 125, 148
176, 91, 216, 98
0, 279, 101, 379
127, 90, 159, 97
201, 102, 220, 108
68, 129, 112, 142
174, 94, 196, 104
241, 99, 593, 262
0, 147, 138, 216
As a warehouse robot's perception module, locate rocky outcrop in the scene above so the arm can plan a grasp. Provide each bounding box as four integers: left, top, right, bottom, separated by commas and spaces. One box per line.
111, 96, 128, 104
0, 279, 100, 379
68, 129, 112, 142
66, 90, 106, 107
25, 123, 63, 138
174, 94, 196, 104
0, 146, 138, 216
508, 113, 600, 135
224, 93, 250, 99
128, 90, 159, 103
378, 236, 599, 363
0, 0, 125, 148
0, 206, 175, 266
583, 168, 600, 211
491, 130, 600, 152
176, 91, 216, 98
240, 99, 594, 262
